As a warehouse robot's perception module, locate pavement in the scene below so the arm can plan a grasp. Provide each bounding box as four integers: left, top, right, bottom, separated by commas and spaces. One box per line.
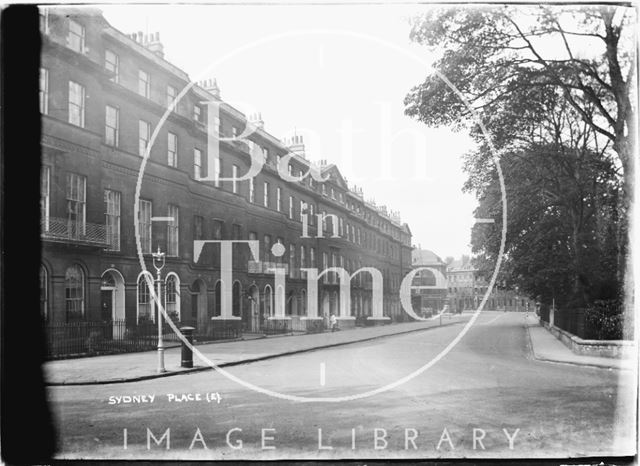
44, 311, 634, 386
48, 311, 637, 459
524, 313, 635, 371
44, 313, 469, 385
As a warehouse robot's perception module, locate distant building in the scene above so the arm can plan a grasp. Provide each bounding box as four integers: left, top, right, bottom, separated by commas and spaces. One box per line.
447, 256, 483, 312
447, 256, 534, 312
410, 249, 448, 316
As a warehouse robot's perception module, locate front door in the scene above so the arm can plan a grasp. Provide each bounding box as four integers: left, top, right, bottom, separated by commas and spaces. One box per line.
241, 299, 251, 331
197, 302, 208, 336
250, 299, 258, 332
191, 295, 198, 324
101, 289, 113, 339
101, 290, 112, 321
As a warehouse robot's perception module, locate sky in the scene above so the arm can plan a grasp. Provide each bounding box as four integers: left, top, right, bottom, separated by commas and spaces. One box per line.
101, 4, 479, 260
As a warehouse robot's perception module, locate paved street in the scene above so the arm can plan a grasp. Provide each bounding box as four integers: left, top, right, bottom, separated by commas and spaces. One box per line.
47, 312, 636, 460
44, 313, 470, 385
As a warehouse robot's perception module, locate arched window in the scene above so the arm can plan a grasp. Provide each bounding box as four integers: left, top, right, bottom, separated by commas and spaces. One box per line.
165, 273, 180, 322
264, 285, 273, 317
232, 281, 241, 317
137, 272, 155, 323
214, 280, 222, 317
40, 265, 48, 321
286, 290, 294, 316
65, 264, 84, 322
300, 289, 307, 316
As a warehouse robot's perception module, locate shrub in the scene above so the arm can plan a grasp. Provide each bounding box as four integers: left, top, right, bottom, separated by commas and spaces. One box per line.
584, 299, 624, 340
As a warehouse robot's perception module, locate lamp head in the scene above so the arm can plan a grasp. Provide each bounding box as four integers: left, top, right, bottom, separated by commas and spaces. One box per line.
152, 245, 166, 270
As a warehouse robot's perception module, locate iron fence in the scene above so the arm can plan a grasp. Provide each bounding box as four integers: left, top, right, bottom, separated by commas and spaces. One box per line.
552, 308, 585, 338
46, 320, 177, 359
538, 303, 550, 323
289, 316, 326, 333
543, 305, 624, 340
196, 320, 243, 341
261, 319, 291, 335
305, 319, 326, 334
355, 315, 368, 327
44, 319, 243, 359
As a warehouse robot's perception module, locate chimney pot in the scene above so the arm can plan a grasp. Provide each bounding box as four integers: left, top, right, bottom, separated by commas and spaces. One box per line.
202, 78, 220, 98
145, 31, 165, 58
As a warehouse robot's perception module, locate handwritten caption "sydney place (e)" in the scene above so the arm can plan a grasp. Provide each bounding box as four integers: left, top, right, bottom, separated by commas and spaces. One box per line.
108, 393, 222, 404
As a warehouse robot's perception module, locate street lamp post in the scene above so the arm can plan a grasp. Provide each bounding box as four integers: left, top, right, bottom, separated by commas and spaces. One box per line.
152, 246, 166, 373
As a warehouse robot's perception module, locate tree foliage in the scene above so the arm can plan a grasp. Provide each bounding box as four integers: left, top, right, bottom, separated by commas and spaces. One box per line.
404, 5, 634, 306
405, 5, 636, 179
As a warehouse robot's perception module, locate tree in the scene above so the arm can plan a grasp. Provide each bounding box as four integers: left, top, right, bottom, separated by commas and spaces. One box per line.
470, 141, 619, 307
405, 5, 635, 187
404, 5, 634, 305
462, 75, 620, 304
405, 5, 635, 277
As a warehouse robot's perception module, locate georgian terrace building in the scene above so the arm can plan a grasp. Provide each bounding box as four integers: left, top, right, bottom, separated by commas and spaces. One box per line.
39, 7, 413, 336
446, 257, 535, 313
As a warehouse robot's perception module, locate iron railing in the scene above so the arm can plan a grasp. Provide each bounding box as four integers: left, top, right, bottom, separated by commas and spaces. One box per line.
554, 305, 628, 340
44, 319, 244, 359
45, 320, 179, 359
261, 319, 291, 335
289, 315, 326, 333
552, 308, 586, 338
196, 320, 243, 341
41, 217, 109, 247
538, 304, 551, 323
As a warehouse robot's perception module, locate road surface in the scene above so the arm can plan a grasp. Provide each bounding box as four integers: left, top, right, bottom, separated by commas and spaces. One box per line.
47, 312, 636, 459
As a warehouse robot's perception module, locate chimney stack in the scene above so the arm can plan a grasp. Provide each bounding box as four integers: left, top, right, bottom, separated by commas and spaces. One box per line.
145, 32, 164, 58
201, 78, 220, 98
286, 134, 306, 159
127, 31, 165, 58
249, 112, 264, 130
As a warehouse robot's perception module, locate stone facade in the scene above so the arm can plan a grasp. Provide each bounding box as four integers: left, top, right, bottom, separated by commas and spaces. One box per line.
39, 7, 413, 335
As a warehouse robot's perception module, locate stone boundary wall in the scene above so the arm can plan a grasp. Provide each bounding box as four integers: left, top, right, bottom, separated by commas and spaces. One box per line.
540, 319, 635, 359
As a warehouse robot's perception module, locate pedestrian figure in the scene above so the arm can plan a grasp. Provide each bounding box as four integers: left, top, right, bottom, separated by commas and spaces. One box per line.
330, 314, 338, 332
